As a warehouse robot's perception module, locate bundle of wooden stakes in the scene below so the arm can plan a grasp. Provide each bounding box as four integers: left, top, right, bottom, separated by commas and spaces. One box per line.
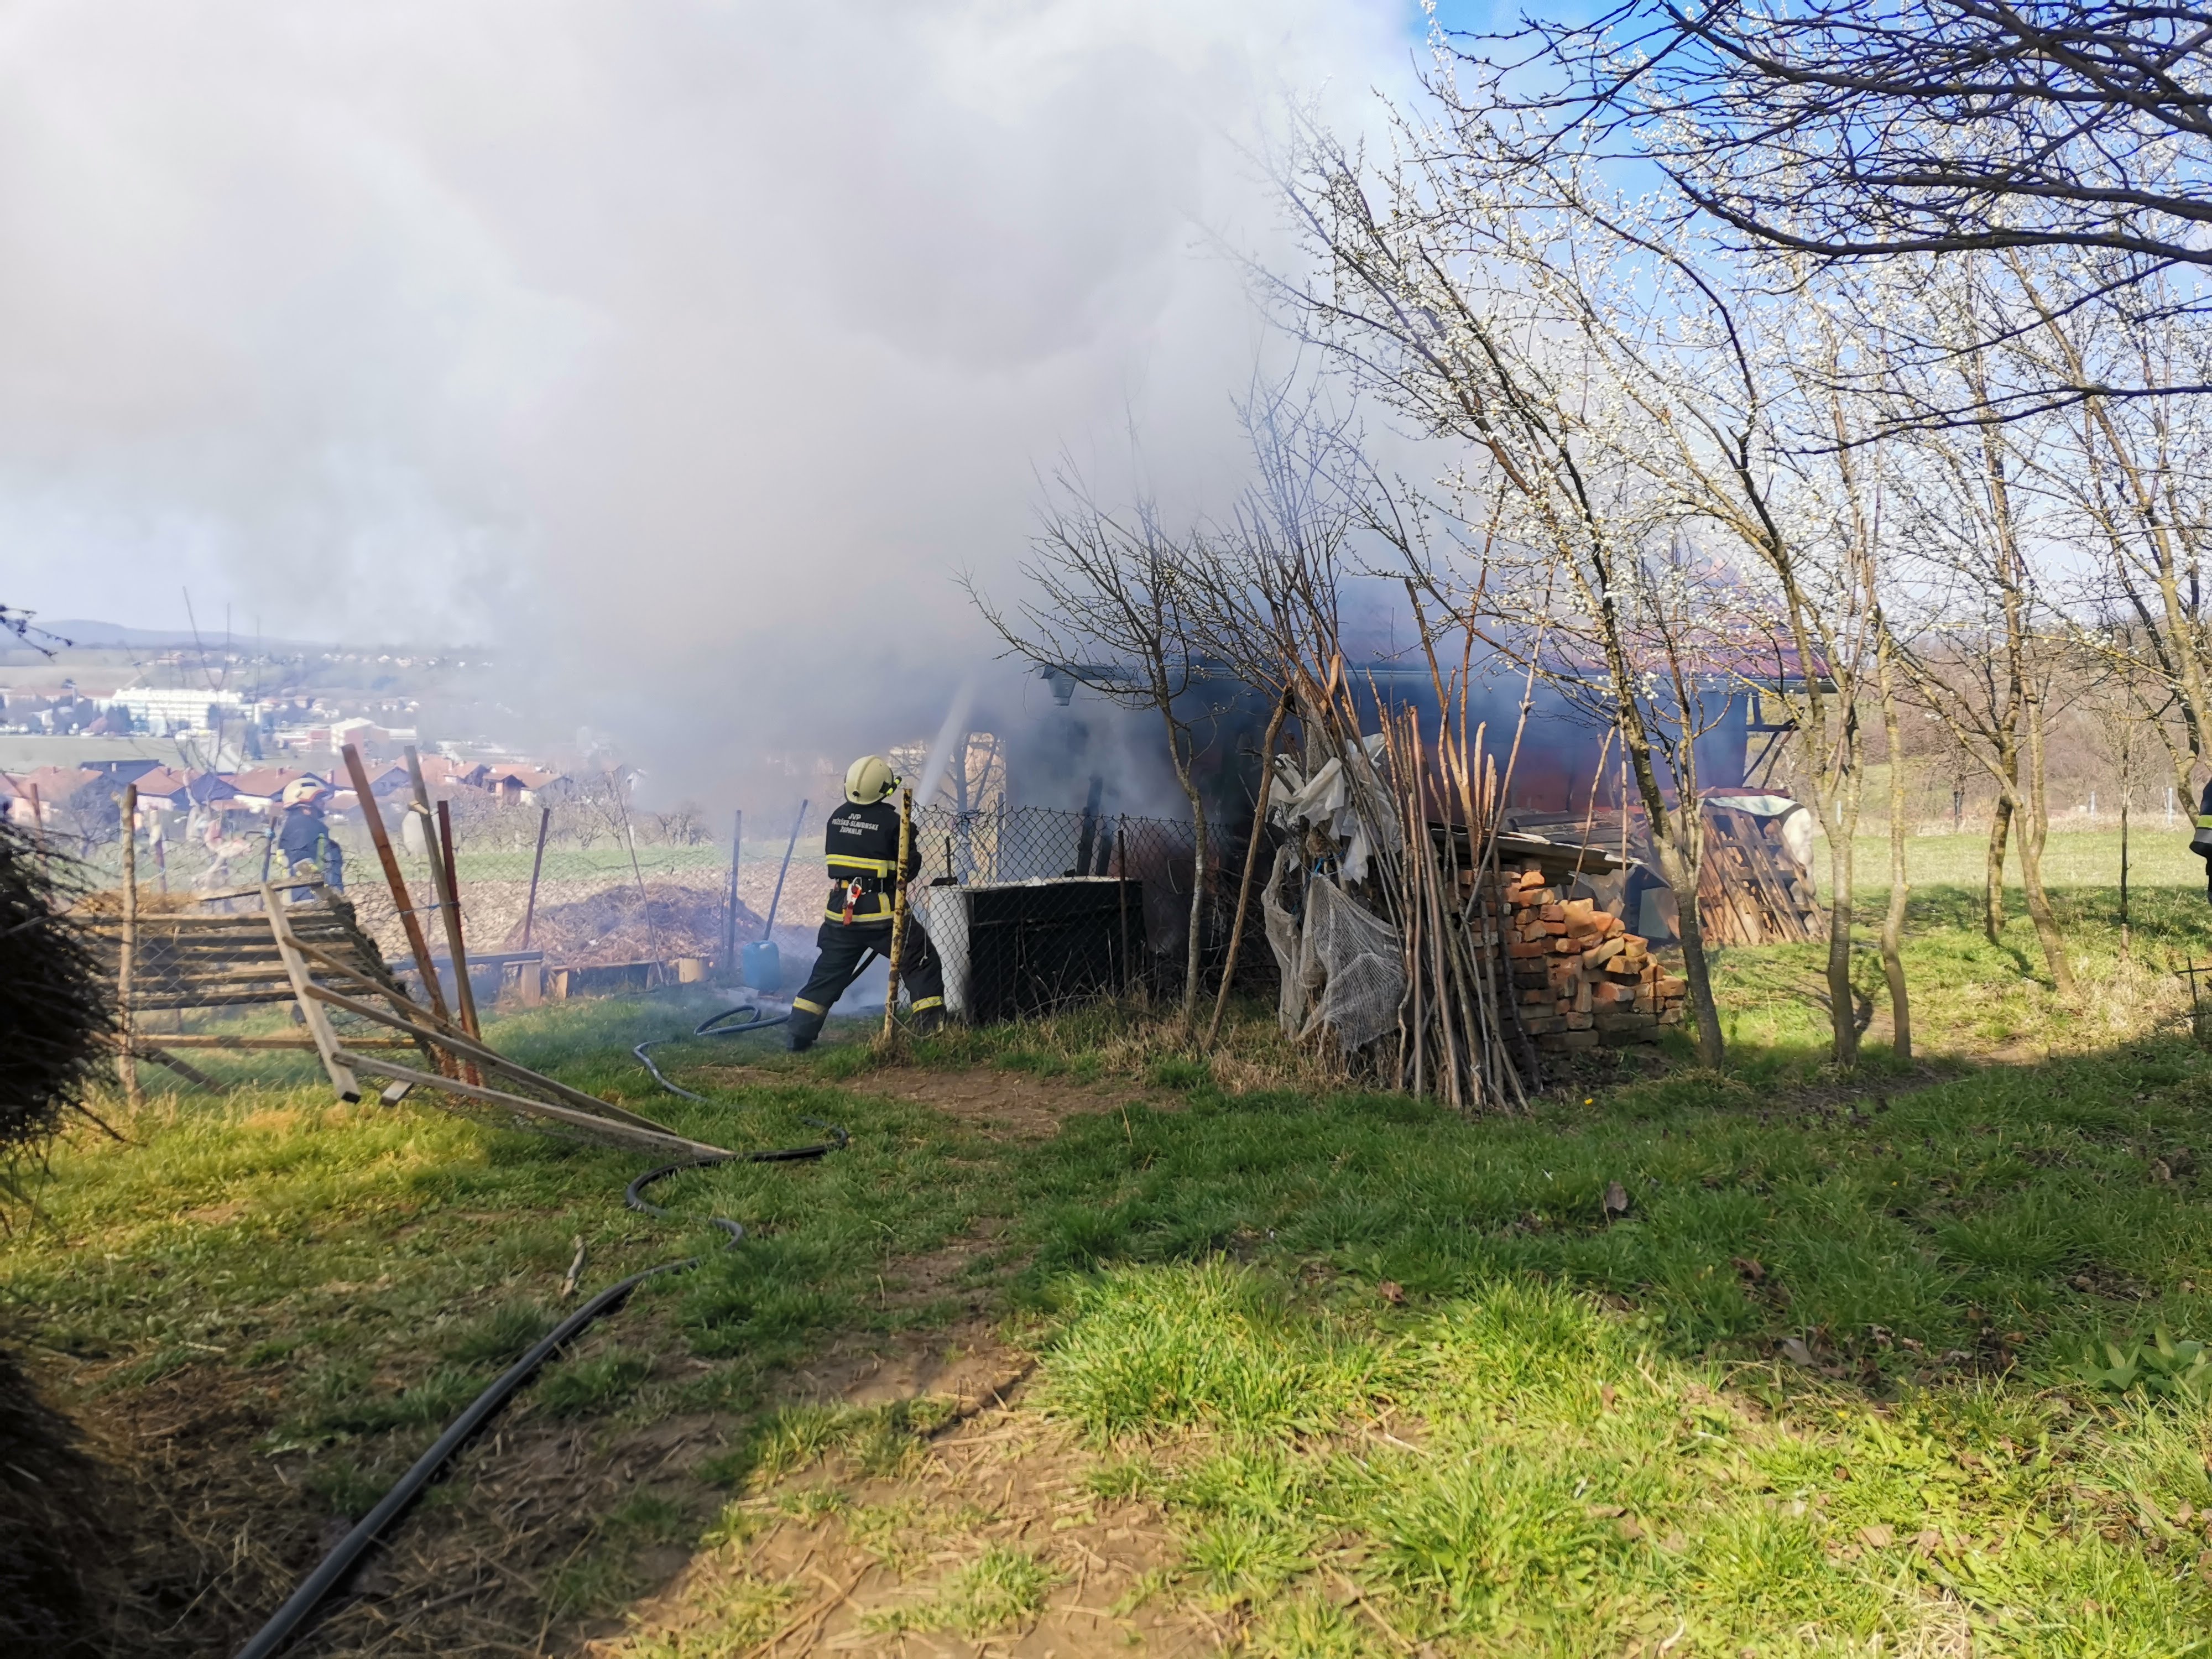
1372, 700, 1531, 1113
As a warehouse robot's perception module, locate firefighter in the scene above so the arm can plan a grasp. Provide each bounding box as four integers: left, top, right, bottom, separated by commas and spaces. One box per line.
786, 756, 945, 1051
275, 778, 344, 898
2193, 776, 2212, 902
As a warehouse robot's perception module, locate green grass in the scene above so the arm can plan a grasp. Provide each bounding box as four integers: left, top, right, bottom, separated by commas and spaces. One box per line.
16, 851, 2212, 1653
1841, 823, 2201, 897
863, 1543, 1056, 1636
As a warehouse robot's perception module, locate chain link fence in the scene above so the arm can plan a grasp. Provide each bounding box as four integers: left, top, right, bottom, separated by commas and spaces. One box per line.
906, 803, 1239, 1018
45, 783, 1256, 1024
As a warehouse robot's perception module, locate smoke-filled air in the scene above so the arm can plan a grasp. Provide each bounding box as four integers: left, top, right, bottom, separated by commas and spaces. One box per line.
2, 0, 1404, 788
22, 7, 2212, 1658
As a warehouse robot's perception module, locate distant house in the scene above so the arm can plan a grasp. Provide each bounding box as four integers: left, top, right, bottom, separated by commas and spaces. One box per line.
129, 768, 242, 814
347, 755, 482, 800
0, 766, 106, 830
423, 755, 490, 792
481, 763, 563, 804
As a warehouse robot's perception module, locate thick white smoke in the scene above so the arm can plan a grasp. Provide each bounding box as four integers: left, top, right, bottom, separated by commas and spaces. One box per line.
0, 0, 1415, 799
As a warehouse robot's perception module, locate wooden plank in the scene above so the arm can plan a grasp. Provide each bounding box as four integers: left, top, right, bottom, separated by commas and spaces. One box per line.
294, 981, 680, 1134
146, 1034, 418, 1050
177, 881, 326, 905
131, 992, 298, 1009
408, 746, 479, 1045
284, 936, 466, 1037
134, 1046, 228, 1094
264, 887, 361, 1103
341, 1056, 733, 1160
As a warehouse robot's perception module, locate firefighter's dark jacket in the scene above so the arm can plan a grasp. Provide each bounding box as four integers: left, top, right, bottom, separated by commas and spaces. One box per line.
822, 799, 918, 924
277, 802, 333, 865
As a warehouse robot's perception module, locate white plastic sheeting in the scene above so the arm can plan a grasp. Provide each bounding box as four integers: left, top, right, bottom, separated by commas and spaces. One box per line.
1269, 733, 1399, 884
1262, 846, 1404, 1053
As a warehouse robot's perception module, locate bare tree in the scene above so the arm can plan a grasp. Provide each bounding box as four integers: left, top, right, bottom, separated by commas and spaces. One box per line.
2000, 259, 2212, 813
1259, 98, 1923, 1064
965, 471, 1223, 1027
1176, 379, 1363, 1045
1873, 604, 1915, 1060
1263, 200, 1736, 1062
1880, 276, 2080, 994
1489, 1, 2212, 347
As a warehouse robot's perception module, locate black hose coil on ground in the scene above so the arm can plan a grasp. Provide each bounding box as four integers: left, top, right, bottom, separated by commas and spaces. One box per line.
234, 1010, 846, 1659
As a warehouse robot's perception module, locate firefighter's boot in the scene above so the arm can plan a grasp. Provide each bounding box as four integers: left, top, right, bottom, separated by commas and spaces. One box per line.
911, 1001, 944, 1037
786, 999, 828, 1052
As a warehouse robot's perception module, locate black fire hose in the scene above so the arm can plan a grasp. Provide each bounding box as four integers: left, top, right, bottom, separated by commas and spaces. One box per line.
633, 959, 879, 1104
234, 1136, 846, 1659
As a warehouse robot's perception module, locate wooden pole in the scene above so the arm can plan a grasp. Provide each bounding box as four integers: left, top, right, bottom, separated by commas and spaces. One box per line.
118, 784, 142, 1107
720, 808, 742, 973
406, 746, 479, 1049
765, 799, 806, 938
1116, 826, 1130, 995
435, 799, 482, 1041
880, 786, 914, 1044
27, 782, 48, 878
1207, 691, 1291, 1047
521, 804, 552, 951
342, 744, 451, 1030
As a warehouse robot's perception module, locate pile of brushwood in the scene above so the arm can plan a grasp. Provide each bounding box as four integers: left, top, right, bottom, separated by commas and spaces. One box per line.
0, 820, 117, 1656
504, 879, 761, 964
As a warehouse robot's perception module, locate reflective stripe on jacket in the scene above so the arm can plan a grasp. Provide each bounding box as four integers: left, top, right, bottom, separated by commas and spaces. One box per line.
821, 799, 916, 923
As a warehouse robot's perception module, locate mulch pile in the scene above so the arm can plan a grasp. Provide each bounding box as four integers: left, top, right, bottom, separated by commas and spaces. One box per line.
501, 881, 765, 966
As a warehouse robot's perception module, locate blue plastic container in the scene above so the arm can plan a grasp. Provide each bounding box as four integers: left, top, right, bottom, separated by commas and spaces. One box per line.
740, 939, 782, 993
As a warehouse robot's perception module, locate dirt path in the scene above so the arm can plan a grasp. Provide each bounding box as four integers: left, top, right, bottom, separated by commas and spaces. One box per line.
593, 1396, 1222, 1659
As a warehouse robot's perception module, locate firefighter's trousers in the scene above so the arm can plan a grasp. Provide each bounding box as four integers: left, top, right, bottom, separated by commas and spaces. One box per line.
787, 917, 945, 1051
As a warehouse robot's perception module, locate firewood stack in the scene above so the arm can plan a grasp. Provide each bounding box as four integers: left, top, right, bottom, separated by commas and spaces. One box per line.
1484, 861, 1687, 1051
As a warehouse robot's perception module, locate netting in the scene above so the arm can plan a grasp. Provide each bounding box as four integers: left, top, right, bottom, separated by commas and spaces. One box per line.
905, 803, 1236, 1018
1293, 875, 1404, 1053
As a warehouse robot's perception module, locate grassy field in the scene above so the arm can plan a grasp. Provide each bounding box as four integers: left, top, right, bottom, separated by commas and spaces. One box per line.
12, 832, 2212, 1656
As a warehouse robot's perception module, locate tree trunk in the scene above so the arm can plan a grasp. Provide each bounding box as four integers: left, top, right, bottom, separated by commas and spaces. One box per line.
1984, 792, 2012, 944
2017, 695, 2077, 997
1654, 836, 1725, 1066
2014, 816, 2074, 996
1819, 766, 1862, 1068
1207, 694, 1291, 1046
1180, 779, 1209, 1030
1877, 639, 1912, 1061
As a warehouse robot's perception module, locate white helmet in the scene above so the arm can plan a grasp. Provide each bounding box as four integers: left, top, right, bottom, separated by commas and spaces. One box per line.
844, 755, 898, 805
282, 778, 328, 806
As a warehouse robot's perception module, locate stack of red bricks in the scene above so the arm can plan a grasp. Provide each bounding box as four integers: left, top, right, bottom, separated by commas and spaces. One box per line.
1487, 862, 1687, 1051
